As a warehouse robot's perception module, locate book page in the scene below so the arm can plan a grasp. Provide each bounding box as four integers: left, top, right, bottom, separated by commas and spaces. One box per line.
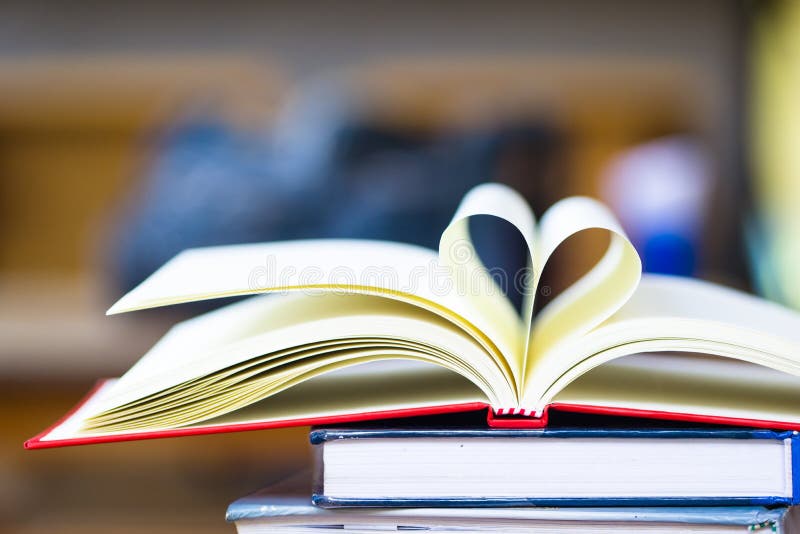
554, 352, 800, 426
107, 239, 440, 315
41, 360, 489, 441
88, 292, 516, 430
609, 273, 800, 348
527, 274, 800, 410
108, 238, 523, 390
524, 197, 641, 396
171, 360, 490, 429
438, 183, 536, 391
107, 183, 539, 399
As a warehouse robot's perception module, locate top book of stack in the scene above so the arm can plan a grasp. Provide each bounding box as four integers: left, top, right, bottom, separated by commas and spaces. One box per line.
26, 183, 800, 449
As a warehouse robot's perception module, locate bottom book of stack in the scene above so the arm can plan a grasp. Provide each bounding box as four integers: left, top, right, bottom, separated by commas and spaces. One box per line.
226, 495, 790, 533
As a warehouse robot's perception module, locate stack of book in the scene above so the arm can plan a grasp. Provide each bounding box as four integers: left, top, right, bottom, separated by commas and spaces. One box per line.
226, 423, 797, 533
26, 184, 800, 532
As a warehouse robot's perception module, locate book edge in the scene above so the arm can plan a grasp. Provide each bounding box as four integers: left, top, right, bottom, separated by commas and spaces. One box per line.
26, 385, 800, 450
24, 389, 491, 449
311, 495, 793, 508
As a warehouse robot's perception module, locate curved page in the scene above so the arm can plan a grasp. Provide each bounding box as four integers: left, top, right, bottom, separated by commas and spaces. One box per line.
553, 352, 800, 427
108, 243, 518, 393
524, 197, 640, 398
89, 292, 514, 427
40, 360, 489, 442
530, 274, 800, 409
439, 183, 536, 390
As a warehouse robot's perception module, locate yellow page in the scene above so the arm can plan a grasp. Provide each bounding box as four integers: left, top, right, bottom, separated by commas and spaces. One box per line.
554, 352, 800, 427
89, 348, 458, 432
527, 274, 800, 411
107, 184, 540, 400
107, 239, 439, 315
523, 197, 640, 401
93, 339, 430, 424
107, 241, 519, 389
190, 360, 488, 430
438, 183, 536, 391
40, 360, 489, 441
93, 292, 515, 418
86, 340, 445, 428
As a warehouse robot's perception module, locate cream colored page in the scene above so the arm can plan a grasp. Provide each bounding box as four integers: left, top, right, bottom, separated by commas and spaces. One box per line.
185, 360, 488, 428
439, 183, 536, 392
611, 274, 800, 347
525, 197, 641, 395
93, 292, 515, 415
107, 238, 517, 381
526, 274, 800, 410
596, 274, 800, 374
41, 361, 489, 441
108, 239, 438, 314
554, 352, 800, 426
88, 340, 421, 424
87, 342, 400, 428
89, 348, 468, 432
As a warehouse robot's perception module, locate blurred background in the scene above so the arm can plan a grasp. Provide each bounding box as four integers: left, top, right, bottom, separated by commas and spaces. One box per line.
2, 0, 799, 532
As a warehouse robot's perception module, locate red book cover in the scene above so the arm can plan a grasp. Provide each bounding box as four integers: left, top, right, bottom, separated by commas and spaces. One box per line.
25, 380, 800, 449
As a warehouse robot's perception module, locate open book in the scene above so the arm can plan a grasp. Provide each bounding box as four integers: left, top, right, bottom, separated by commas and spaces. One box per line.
27, 184, 800, 449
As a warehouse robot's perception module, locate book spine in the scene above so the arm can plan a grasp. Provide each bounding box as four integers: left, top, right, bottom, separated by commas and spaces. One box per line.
792, 431, 800, 505
486, 406, 548, 428
311, 434, 324, 501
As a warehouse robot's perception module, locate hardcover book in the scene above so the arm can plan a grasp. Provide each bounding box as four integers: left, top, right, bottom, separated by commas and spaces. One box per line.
227, 488, 791, 533
228, 502, 791, 534
309, 427, 800, 507
26, 183, 800, 449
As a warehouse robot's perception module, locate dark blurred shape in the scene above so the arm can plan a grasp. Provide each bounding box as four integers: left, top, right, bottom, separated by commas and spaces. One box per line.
467, 123, 564, 311
110, 95, 564, 309
479, 122, 566, 216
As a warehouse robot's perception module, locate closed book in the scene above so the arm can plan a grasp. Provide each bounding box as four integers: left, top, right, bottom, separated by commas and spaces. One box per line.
310, 427, 800, 508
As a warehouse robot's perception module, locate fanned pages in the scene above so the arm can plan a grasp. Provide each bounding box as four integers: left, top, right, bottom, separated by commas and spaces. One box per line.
26, 184, 800, 448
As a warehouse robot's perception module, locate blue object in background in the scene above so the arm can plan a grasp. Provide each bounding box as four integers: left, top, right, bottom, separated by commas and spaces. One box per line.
601, 136, 712, 277
642, 232, 697, 276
